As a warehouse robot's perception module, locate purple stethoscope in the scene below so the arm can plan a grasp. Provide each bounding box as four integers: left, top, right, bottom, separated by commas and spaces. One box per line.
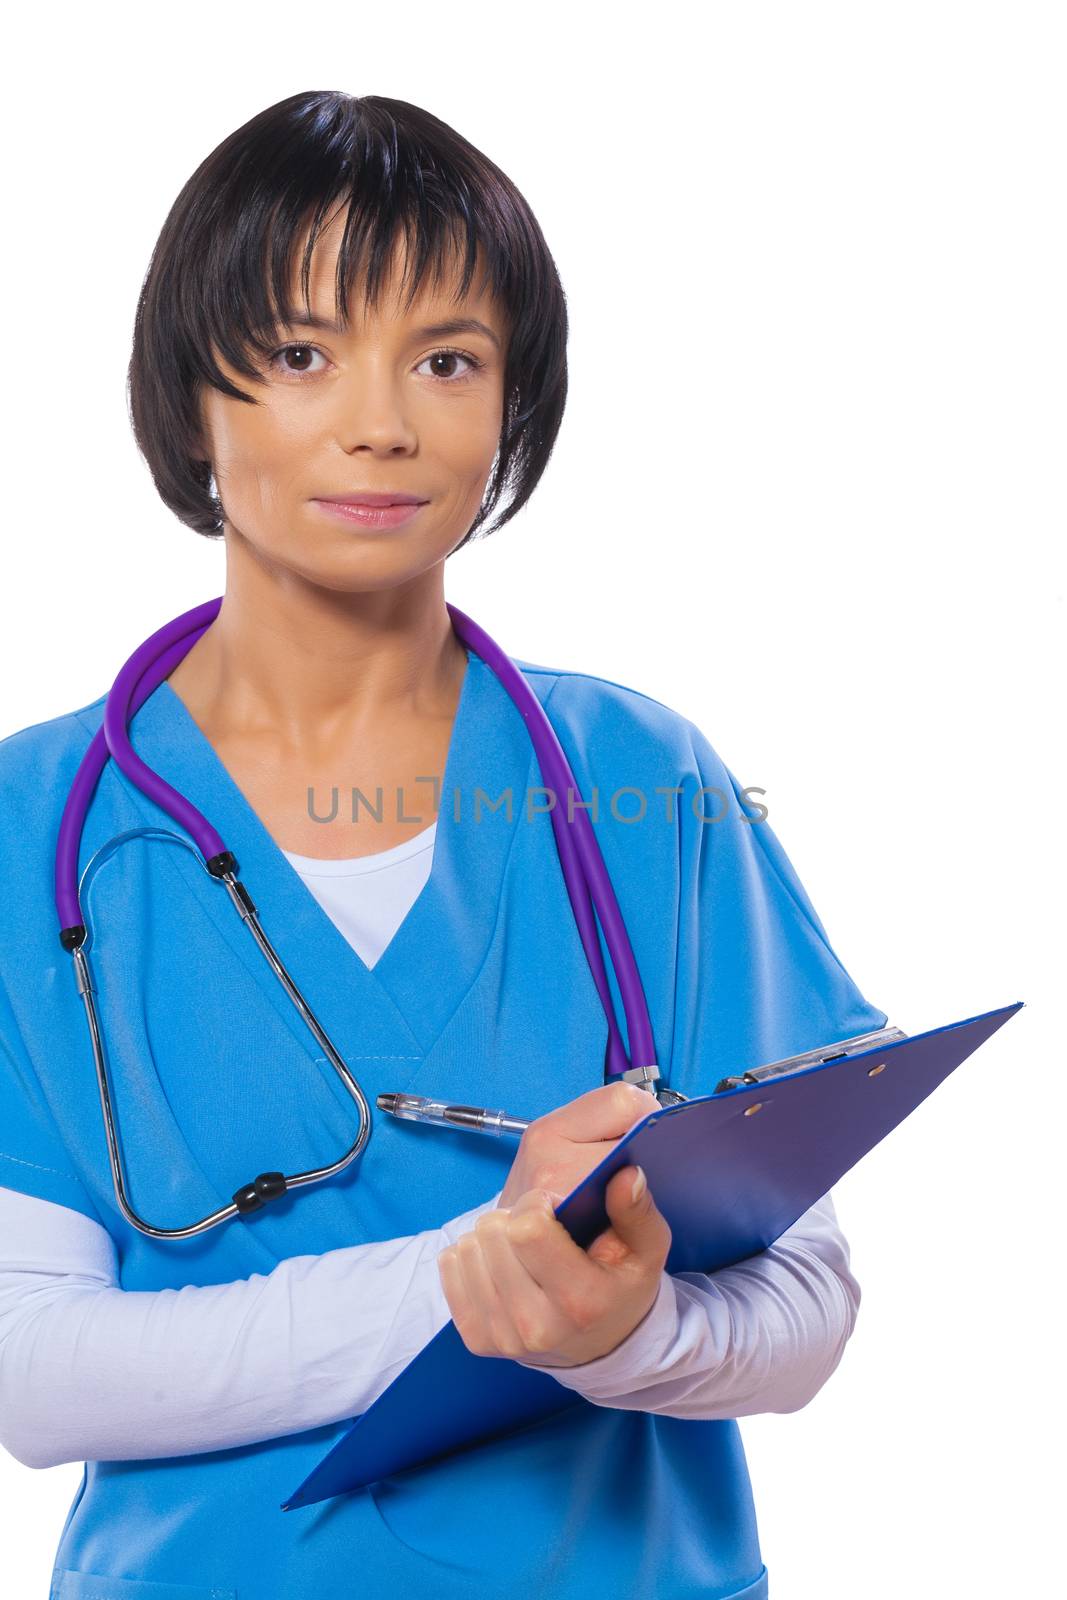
54, 597, 682, 1240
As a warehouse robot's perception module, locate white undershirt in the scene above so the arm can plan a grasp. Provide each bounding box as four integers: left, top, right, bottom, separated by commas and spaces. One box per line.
279, 820, 437, 968
0, 831, 861, 1469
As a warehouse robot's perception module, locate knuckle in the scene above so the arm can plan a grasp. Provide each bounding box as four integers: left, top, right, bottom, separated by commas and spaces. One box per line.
591, 1234, 629, 1267
453, 1314, 486, 1356
555, 1287, 596, 1329
489, 1316, 523, 1360
569, 1300, 599, 1333
507, 1210, 552, 1247
514, 1312, 553, 1352
522, 1120, 552, 1154
624, 1081, 649, 1115
615, 1081, 635, 1113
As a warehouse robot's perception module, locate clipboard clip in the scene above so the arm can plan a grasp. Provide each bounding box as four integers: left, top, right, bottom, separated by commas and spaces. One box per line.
713, 1025, 908, 1094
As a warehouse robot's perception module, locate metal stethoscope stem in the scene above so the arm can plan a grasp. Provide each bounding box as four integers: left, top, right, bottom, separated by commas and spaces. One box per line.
69, 826, 374, 1240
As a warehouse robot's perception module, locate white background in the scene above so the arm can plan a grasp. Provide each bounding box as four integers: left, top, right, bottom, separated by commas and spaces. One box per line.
1, 2, 1063, 1594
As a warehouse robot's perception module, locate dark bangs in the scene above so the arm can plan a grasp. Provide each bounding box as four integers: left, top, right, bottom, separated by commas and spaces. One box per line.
127, 90, 569, 547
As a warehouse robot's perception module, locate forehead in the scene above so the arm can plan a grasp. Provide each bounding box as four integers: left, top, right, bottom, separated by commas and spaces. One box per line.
277, 204, 500, 331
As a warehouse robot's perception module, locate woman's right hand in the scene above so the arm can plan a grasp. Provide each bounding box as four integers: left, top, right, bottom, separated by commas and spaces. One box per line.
498, 1081, 658, 1210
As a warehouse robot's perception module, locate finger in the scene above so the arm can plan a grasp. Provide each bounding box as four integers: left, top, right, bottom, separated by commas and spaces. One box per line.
475, 1202, 564, 1349
503, 1188, 608, 1315
453, 1226, 526, 1359
537, 1079, 658, 1145
586, 1222, 633, 1269
602, 1165, 672, 1264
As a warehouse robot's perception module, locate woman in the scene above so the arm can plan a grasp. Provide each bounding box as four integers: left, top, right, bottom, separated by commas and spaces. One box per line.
0, 92, 887, 1599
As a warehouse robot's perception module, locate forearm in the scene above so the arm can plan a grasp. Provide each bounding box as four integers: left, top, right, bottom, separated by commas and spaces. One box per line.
528, 1192, 860, 1419
0, 1187, 501, 1469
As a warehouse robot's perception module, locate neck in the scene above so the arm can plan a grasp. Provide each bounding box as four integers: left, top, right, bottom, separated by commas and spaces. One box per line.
166, 537, 467, 753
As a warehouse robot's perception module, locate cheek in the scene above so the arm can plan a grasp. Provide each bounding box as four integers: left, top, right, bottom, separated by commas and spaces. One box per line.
428, 382, 503, 455
209, 389, 315, 466
443, 409, 504, 488
214, 424, 314, 514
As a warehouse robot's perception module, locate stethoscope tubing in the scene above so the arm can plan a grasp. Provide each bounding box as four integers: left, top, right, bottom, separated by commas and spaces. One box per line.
447, 604, 656, 1074
55, 606, 216, 931
62, 597, 658, 1071
52, 600, 668, 1237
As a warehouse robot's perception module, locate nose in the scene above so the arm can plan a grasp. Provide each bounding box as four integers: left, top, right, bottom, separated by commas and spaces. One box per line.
334, 360, 418, 455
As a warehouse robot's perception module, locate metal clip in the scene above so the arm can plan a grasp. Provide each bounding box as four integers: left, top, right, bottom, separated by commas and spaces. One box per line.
620, 1062, 662, 1093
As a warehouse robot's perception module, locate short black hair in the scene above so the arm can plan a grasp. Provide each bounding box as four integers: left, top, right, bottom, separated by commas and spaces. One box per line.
127, 90, 569, 549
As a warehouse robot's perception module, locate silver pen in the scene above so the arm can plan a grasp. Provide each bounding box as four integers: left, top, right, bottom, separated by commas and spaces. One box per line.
377, 1078, 682, 1136
377, 1091, 530, 1137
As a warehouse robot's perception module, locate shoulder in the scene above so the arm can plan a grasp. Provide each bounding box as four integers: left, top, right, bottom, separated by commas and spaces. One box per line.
0, 693, 107, 799
510, 655, 729, 785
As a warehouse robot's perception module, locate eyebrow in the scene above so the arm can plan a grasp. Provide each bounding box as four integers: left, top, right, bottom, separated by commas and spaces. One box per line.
274, 313, 501, 351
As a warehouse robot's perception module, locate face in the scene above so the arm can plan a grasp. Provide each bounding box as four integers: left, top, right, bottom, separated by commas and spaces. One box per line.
195, 207, 507, 592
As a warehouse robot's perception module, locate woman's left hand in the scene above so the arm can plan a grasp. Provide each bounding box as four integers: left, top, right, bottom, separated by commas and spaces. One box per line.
437, 1165, 672, 1368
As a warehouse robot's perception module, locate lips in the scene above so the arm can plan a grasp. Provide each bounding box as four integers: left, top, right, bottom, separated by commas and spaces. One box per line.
312, 498, 428, 529
315, 492, 428, 507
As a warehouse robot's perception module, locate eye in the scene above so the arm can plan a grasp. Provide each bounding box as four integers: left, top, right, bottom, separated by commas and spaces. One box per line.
267, 343, 328, 376
415, 347, 485, 383
264, 342, 486, 382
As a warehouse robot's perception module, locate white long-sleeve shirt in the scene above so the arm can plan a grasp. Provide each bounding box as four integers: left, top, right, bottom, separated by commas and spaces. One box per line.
0, 831, 862, 1470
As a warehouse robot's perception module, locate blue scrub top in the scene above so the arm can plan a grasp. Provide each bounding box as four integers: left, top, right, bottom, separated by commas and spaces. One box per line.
0, 645, 887, 1600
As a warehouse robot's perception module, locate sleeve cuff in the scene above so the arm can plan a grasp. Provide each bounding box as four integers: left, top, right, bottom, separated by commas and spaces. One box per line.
438, 1189, 503, 1248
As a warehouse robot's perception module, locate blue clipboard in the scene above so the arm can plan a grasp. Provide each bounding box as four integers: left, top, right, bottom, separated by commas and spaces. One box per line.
282, 1000, 1023, 1510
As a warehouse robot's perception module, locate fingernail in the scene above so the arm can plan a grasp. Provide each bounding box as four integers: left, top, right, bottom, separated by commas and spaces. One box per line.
631, 1166, 647, 1202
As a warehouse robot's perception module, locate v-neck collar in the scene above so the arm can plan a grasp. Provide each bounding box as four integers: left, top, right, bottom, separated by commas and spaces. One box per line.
102, 645, 537, 1081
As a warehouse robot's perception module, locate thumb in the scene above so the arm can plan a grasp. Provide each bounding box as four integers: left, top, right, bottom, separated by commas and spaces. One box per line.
602, 1164, 671, 1263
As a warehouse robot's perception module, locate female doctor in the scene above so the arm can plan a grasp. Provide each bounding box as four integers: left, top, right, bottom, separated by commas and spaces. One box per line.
0, 91, 888, 1600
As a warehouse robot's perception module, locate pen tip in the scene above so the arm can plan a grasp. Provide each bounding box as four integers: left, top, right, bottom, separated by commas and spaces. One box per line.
377, 1093, 397, 1113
